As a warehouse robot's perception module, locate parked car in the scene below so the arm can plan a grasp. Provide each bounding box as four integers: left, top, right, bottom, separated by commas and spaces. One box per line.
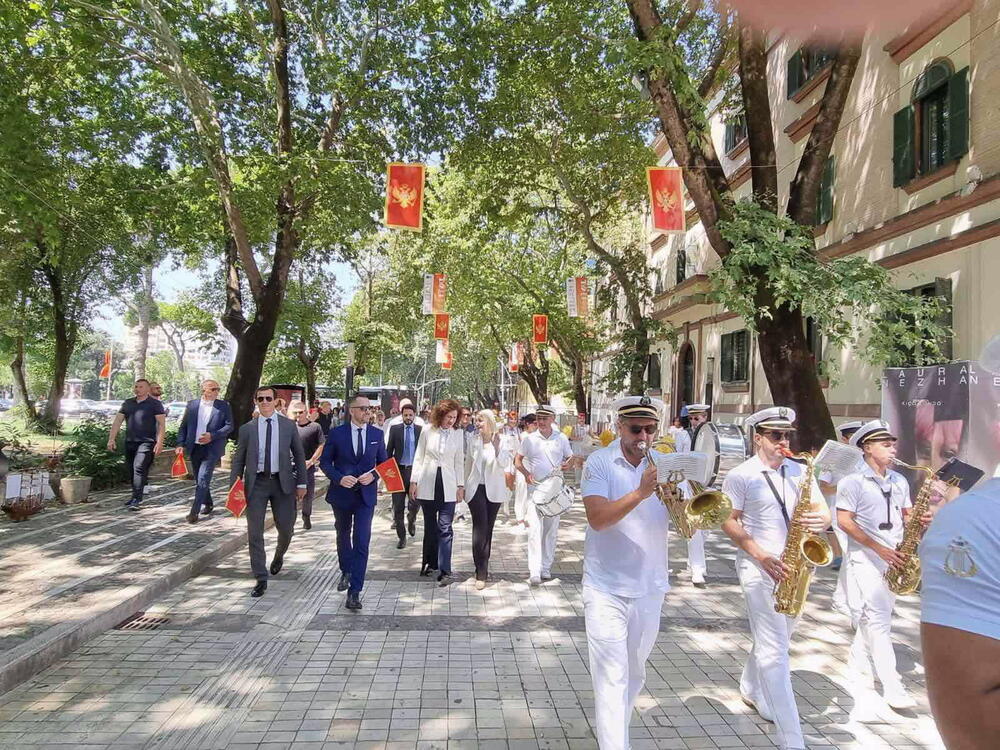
0, 398, 12, 411
93, 400, 124, 417
166, 401, 187, 420
59, 399, 99, 417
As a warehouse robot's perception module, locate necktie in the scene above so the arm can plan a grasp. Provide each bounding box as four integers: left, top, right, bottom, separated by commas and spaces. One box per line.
356, 427, 363, 459
263, 418, 273, 474
404, 426, 413, 464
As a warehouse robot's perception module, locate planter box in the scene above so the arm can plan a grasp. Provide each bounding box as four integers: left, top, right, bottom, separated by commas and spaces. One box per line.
60, 476, 92, 504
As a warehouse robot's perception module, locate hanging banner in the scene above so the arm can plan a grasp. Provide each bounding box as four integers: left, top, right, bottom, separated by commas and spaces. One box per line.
646, 166, 686, 233
566, 277, 590, 318
384, 162, 426, 231
508, 342, 523, 373
435, 338, 450, 364
99, 349, 112, 379
434, 313, 450, 340
442, 351, 453, 371
532, 314, 549, 345
421, 273, 447, 315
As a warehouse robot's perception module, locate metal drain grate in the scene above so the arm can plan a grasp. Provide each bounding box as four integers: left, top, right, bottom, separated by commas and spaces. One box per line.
114, 611, 170, 631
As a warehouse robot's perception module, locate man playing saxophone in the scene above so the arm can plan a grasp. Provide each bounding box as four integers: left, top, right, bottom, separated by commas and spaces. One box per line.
721, 407, 829, 750
836, 419, 926, 711
580, 395, 668, 750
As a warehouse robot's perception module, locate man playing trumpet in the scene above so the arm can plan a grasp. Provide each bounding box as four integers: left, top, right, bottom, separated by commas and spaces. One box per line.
580, 396, 669, 750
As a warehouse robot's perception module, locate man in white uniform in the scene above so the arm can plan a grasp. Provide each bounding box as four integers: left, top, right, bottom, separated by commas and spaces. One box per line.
721, 407, 830, 750
581, 396, 668, 750
515, 405, 574, 585
823, 420, 863, 614
677, 403, 710, 586
836, 419, 918, 710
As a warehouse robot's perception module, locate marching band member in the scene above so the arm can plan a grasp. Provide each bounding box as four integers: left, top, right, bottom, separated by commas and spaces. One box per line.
825, 420, 863, 614
721, 407, 829, 750
678, 403, 711, 587
515, 405, 574, 585
836, 419, 919, 710
580, 396, 668, 750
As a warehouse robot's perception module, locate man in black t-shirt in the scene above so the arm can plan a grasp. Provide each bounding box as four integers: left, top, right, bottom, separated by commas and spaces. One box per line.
290, 400, 325, 529
108, 379, 166, 510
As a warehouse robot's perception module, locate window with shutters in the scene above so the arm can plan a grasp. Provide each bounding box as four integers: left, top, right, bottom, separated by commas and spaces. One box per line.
720, 330, 750, 383
647, 353, 661, 391
804, 316, 823, 372
724, 114, 748, 154
676, 246, 687, 284
786, 47, 835, 99
888, 279, 954, 366
893, 60, 969, 188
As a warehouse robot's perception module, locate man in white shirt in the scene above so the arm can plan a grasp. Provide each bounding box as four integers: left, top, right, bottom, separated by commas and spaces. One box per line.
721, 407, 830, 750
581, 395, 667, 750
676, 403, 710, 586
175, 380, 234, 523
515, 406, 574, 584
837, 419, 918, 711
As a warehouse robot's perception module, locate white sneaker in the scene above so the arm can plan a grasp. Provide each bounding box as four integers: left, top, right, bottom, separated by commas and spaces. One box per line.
691, 571, 706, 586
529, 576, 541, 586
740, 693, 774, 722
885, 691, 916, 710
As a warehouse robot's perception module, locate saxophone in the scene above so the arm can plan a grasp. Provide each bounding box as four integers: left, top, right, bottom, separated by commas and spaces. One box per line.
883, 459, 944, 595
773, 449, 834, 616
642, 440, 733, 540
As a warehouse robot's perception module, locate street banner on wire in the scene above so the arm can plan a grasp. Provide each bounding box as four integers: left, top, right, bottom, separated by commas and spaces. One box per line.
435, 338, 450, 364
99, 349, 112, 379
532, 314, 549, 345
434, 313, 450, 340
375, 457, 406, 493
421, 273, 447, 315
384, 162, 426, 231
566, 277, 589, 317
646, 166, 686, 233
508, 341, 523, 372
225, 478, 248, 518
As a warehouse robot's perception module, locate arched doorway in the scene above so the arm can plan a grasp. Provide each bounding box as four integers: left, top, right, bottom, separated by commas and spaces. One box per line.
675, 341, 695, 418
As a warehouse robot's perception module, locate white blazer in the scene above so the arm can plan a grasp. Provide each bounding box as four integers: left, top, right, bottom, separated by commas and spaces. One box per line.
411, 426, 466, 502
465, 436, 510, 504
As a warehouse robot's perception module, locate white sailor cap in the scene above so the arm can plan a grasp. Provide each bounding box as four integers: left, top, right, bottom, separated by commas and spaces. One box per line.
746, 406, 796, 432
686, 403, 711, 415
849, 419, 897, 447
837, 420, 863, 437
534, 404, 558, 417
612, 395, 664, 420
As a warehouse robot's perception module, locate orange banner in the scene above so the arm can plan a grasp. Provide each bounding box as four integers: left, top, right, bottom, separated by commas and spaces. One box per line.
434, 313, 450, 340
170, 453, 188, 479
435, 338, 450, 364
421, 273, 447, 314
375, 457, 406, 493
646, 166, 686, 233
443, 351, 453, 370
567, 277, 589, 317
226, 478, 247, 518
99, 349, 112, 379
532, 314, 549, 345
384, 163, 426, 231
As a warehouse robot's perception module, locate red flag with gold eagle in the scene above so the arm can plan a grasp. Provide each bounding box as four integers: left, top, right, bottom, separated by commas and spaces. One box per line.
375, 457, 406, 493
225, 478, 248, 518
434, 313, 450, 340
646, 167, 685, 233
384, 163, 426, 231
532, 314, 549, 345
170, 452, 188, 479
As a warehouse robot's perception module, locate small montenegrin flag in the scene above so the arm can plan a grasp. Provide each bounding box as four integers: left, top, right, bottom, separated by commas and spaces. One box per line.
384, 162, 426, 231
435, 338, 450, 364
434, 313, 450, 340
170, 452, 188, 479
375, 457, 406, 493
566, 277, 589, 318
225, 477, 248, 518
99, 349, 112, 379
532, 314, 549, 345
646, 166, 686, 233
421, 273, 447, 315
443, 351, 453, 371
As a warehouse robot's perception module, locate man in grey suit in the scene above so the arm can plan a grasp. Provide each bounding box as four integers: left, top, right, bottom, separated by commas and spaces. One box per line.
230, 385, 308, 598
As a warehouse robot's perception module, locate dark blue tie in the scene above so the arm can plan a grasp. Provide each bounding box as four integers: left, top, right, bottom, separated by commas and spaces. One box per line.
356, 427, 363, 459
263, 418, 273, 474
404, 426, 413, 464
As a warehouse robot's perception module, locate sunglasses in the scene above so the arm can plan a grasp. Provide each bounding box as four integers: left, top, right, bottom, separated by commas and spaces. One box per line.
628, 425, 658, 435
256, 395, 274, 402
760, 430, 793, 442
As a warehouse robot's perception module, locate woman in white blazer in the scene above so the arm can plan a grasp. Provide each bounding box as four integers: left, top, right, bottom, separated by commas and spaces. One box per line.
409, 399, 465, 584
466, 410, 512, 589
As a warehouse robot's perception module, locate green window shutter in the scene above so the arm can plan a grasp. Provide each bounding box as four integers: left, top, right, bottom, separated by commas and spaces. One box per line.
946, 66, 970, 162
933, 277, 954, 361
721, 334, 733, 382
893, 106, 916, 187
787, 49, 803, 99
817, 155, 835, 225
735, 331, 749, 381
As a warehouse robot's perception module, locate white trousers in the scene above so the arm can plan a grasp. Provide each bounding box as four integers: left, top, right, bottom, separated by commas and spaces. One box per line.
687, 529, 707, 577
846, 555, 904, 697
737, 557, 805, 750
583, 585, 664, 750
524, 489, 559, 577
831, 520, 851, 613
513, 472, 529, 522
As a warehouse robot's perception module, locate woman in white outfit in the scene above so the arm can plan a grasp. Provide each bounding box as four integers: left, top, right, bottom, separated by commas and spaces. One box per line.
466, 410, 511, 589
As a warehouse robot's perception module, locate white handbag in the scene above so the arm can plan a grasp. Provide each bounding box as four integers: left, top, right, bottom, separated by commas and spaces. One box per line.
532, 475, 574, 517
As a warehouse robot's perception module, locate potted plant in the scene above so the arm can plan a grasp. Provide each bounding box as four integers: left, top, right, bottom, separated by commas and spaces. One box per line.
219, 440, 236, 470
60, 418, 125, 503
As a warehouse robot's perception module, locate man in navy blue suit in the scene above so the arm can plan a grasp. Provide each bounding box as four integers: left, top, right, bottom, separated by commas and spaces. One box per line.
320, 393, 387, 610
175, 380, 234, 523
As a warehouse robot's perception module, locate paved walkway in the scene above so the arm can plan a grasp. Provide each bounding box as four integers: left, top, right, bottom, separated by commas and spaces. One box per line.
0, 492, 945, 749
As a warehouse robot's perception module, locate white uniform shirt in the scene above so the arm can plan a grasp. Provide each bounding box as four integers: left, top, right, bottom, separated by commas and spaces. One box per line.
581, 440, 670, 597
673, 429, 692, 453
836, 464, 911, 567
921, 478, 1000, 641
196, 399, 214, 437
722, 454, 823, 558
518, 429, 573, 482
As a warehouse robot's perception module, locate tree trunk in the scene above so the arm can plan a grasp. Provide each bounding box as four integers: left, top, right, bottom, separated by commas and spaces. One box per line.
305, 362, 317, 406
134, 264, 154, 379
225, 315, 279, 430
41, 265, 75, 426
9, 335, 36, 421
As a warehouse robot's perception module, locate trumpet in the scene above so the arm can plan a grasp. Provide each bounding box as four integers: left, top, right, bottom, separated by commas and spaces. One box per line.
640, 441, 733, 539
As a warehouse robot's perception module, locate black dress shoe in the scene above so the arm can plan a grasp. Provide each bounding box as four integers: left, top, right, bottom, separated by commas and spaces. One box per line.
251, 580, 267, 598
186, 513, 198, 524
345, 591, 362, 610
407, 518, 416, 536
200, 506, 213, 516
302, 514, 311, 530
438, 572, 453, 587
337, 572, 349, 592
419, 564, 431, 577
269, 557, 284, 576
397, 538, 406, 549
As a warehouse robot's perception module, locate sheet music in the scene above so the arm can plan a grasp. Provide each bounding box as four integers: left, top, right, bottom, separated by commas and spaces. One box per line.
649, 451, 710, 485
815, 440, 864, 481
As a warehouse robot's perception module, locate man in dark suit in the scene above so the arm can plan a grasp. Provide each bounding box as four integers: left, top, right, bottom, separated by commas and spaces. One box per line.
176, 379, 234, 523
320, 393, 387, 610
230, 385, 307, 598
386, 402, 422, 548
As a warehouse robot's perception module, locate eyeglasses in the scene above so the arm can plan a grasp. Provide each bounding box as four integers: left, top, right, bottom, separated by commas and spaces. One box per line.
256, 395, 274, 403
290, 411, 305, 417
206, 387, 220, 392
761, 430, 793, 442
627, 425, 658, 435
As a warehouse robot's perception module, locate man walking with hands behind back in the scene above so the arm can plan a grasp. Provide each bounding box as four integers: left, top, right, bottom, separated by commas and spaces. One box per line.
229, 385, 307, 598
176, 380, 233, 523
320, 394, 388, 610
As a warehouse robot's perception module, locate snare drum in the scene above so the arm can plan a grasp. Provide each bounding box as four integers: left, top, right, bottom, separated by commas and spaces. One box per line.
532, 475, 574, 517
